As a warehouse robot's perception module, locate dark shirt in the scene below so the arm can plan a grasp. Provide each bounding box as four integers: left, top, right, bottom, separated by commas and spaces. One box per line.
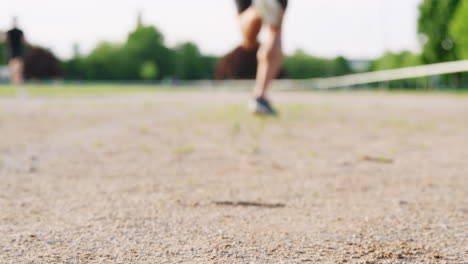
6, 28, 25, 58
235, 0, 288, 13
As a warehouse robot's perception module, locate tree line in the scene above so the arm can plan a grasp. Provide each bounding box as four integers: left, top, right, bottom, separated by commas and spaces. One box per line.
369, 0, 468, 89
62, 25, 217, 81
58, 0, 468, 87
61, 24, 353, 81
3, 0, 468, 88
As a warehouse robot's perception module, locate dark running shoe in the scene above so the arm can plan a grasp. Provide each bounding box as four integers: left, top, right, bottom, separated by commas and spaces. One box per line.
249, 97, 278, 116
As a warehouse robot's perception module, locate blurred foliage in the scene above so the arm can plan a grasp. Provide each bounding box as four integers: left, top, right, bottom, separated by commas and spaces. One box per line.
367, 0, 468, 89
140, 61, 159, 80
283, 51, 353, 79
4, 1, 468, 89
371, 51, 427, 89
418, 0, 460, 63
450, 0, 468, 59
372, 51, 423, 71
450, 0, 468, 88
174, 42, 218, 80
62, 24, 352, 81
125, 25, 173, 78
0, 43, 6, 64
62, 25, 217, 81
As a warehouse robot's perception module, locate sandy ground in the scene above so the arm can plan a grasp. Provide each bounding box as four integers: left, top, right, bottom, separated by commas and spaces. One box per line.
0, 91, 467, 264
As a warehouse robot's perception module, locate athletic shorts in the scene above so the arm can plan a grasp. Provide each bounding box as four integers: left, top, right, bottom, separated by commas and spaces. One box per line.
235, 0, 288, 13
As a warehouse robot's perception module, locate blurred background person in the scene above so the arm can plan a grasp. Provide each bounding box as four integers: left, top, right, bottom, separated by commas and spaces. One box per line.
3, 17, 27, 93
236, 0, 287, 116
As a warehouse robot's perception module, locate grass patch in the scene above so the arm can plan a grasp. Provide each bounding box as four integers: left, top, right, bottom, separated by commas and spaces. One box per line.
416, 143, 430, 150
142, 101, 159, 111
378, 119, 435, 131
0, 84, 183, 96
174, 146, 195, 155
378, 119, 411, 129
361, 155, 394, 164
2, 84, 467, 97
246, 117, 267, 139
308, 150, 317, 158
280, 104, 309, 115
231, 120, 241, 137
279, 103, 336, 121
337, 88, 468, 98
189, 104, 246, 123
142, 145, 154, 153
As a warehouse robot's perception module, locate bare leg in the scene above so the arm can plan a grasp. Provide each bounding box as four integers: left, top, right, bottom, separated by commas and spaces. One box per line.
254, 13, 284, 99
9, 58, 26, 97
9, 58, 25, 86
238, 6, 262, 50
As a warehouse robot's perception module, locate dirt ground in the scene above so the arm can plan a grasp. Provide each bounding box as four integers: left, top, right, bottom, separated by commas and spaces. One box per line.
0, 91, 467, 264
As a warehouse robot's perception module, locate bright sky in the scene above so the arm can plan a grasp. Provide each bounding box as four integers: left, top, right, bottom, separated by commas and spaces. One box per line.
1, 0, 423, 60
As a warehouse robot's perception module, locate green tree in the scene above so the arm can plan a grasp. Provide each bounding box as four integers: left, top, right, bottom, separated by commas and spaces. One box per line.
418, 0, 460, 63
80, 42, 129, 80
200, 55, 219, 79
450, 0, 468, 59
372, 51, 422, 71
450, 0, 468, 88
140, 61, 159, 80
61, 24, 219, 81
62, 57, 84, 79
125, 25, 173, 79
333, 56, 353, 76
64, 25, 174, 80
283, 51, 352, 79
174, 42, 204, 80
372, 51, 425, 88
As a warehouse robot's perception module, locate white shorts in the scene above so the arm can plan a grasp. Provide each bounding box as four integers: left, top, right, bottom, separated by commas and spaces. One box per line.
253, 0, 285, 25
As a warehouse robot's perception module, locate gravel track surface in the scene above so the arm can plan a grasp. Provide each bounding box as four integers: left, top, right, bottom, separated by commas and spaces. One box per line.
0, 91, 467, 263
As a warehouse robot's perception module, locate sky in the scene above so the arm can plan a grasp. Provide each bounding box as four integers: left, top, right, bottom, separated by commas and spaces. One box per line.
1, 0, 423, 60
